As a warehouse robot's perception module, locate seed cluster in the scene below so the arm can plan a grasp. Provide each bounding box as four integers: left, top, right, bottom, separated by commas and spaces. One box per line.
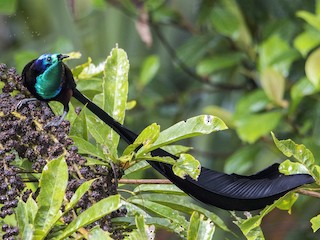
0, 63, 126, 239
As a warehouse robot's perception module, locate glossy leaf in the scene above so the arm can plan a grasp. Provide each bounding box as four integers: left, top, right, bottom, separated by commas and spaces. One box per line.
129, 193, 229, 232
294, 28, 320, 56
57, 195, 121, 240
70, 136, 105, 160
161, 145, 193, 156
88, 226, 113, 240
124, 215, 153, 240
196, 53, 243, 76
95, 46, 129, 155
271, 133, 315, 167
86, 115, 110, 146
260, 68, 287, 107
130, 198, 188, 230
305, 47, 320, 89
65, 179, 96, 211
124, 160, 150, 176
138, 115, 227, 154
279, 159, 310, 175
187, 212, 215, 240
172, 154, 201, 180
235, 111, 282, 143
311, 214, 320, 232
34, 156, 68, 239
69, 104, 88, 140
139, 55, 160, 88
123, 123, 160, 156
133, 184, 184, 194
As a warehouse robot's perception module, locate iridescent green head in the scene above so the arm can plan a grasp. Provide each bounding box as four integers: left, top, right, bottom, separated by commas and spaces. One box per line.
33, 53, 69, 99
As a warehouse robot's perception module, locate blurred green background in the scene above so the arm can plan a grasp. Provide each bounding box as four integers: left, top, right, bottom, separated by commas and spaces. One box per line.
2, 0, 320, 239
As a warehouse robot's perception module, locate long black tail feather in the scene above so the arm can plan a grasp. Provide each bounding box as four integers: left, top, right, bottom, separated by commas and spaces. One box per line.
73, 88, 315, 210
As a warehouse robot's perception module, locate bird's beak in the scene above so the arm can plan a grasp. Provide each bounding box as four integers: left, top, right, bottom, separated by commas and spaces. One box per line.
58, 54, 69, 61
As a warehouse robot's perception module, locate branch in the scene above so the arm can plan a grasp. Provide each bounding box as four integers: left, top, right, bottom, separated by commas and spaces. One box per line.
297, 189, 320, 199
118, 179, 172, 184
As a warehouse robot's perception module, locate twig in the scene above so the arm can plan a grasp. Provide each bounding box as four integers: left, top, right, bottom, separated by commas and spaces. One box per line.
297, 189, 320, 199
118, 179, 172, 184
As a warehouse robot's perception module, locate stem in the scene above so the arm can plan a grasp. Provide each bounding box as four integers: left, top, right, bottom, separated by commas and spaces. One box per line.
297, 189, 320, 199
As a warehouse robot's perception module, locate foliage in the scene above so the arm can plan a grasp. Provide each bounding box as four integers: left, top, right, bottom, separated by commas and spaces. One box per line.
2, 0, 320, 239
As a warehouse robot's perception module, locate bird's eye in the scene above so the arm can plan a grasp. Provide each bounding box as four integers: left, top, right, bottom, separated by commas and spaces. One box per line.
47, 56, 52, 62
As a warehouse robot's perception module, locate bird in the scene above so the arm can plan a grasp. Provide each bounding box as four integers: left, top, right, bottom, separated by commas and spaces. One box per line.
19, 53, 315, 211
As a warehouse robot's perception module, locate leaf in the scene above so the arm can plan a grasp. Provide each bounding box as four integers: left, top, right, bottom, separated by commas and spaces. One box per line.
129, 193, 229, 232
124, 215, 152, 240
271, 132, 315, 167
138, 115, 227, 155
33, 156, 68, 239
260, 68, 287, 107
187, 212, 215, 240
235, 111, 282, 143
16, 196, 38, 240
123, 123, 160, 156
294, 28, 320, 56
234, 90, 270, 116
86, 115, 111, 146
161, 145, 193, 155
130, 198, 189, 230
210, 0, 251, 49
88, 226, 113, 240
279, 159, 310, 175
133, 184, 184, 195
311, 214, 320, 232
259, 34, 298, 76
297, 11, 320, 32
172, 154, 201, 180
0, 0, 17, 14
65, 179, 96, 211
57, 195, 121, 240
70, 136, 106, 160
203, 105, 234, 129
234, 192, 297, 238
95, 47, 130, 155
305, 47, 320, 89
139, 55, 160, 89
196, 53, 243, 76
123, 161, 150, 176
69, 105, 88, 140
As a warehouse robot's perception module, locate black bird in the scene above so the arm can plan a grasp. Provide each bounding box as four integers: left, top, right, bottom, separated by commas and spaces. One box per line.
20, 53, 315, 210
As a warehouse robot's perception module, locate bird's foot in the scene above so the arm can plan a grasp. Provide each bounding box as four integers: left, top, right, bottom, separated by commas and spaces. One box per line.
16, 98, 37, 110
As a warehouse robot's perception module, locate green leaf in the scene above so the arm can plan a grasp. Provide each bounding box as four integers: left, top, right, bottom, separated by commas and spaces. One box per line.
271, 133, 315, 167
224, 145, 260, 174
203, 105, 234, 129
33, 156, 68, 239
259, 35, 297, 76
235, 111, 282, 143
187, 212, 215, 240
100, 47, 130, 151
0, 0, 17, 14
88, 226, 113, 240
210, 0, 251, 49
305, 47, 320, 89
133, 184, 184, 195
86, 115, 111, 146
234, 90, 270, 116
161, 145, 193, 155
130, 199, 189, 230
123, 123, 160, 156
69, 105, 88, 140
172, 154, 201, 180
123, 161, 150, 176
129, 193, 230, 232
138, 115, 227, 155
279, 159, 310, 175
297, 11, 320, 32
234, 192, 297, 238
124, 215, 152, 240
57, 195, 121, 240
16, 196, 38, 240
70, 136, 106, 160
139, 55, 160, 89
311, 214, 320, 232
196, 53, 243, 76
294, 28, 320, 56
260, 68, 287, 107
65, 179, 96, 211
290, 77, 317, 112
